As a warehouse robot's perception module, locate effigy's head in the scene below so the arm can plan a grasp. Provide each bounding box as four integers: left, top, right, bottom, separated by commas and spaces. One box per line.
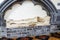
4, 1, 50, 28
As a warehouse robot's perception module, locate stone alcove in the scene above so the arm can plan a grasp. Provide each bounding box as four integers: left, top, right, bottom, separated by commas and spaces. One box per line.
0, 0, 57, 28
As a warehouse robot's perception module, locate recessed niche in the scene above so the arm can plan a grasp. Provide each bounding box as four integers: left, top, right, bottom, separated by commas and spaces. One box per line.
4, 0, 51, 28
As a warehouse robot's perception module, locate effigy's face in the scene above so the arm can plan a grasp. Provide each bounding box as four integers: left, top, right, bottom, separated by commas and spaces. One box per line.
4, 1, 50, 28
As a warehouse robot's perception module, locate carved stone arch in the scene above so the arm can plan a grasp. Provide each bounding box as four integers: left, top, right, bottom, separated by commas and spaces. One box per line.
0, 0, 57, 27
